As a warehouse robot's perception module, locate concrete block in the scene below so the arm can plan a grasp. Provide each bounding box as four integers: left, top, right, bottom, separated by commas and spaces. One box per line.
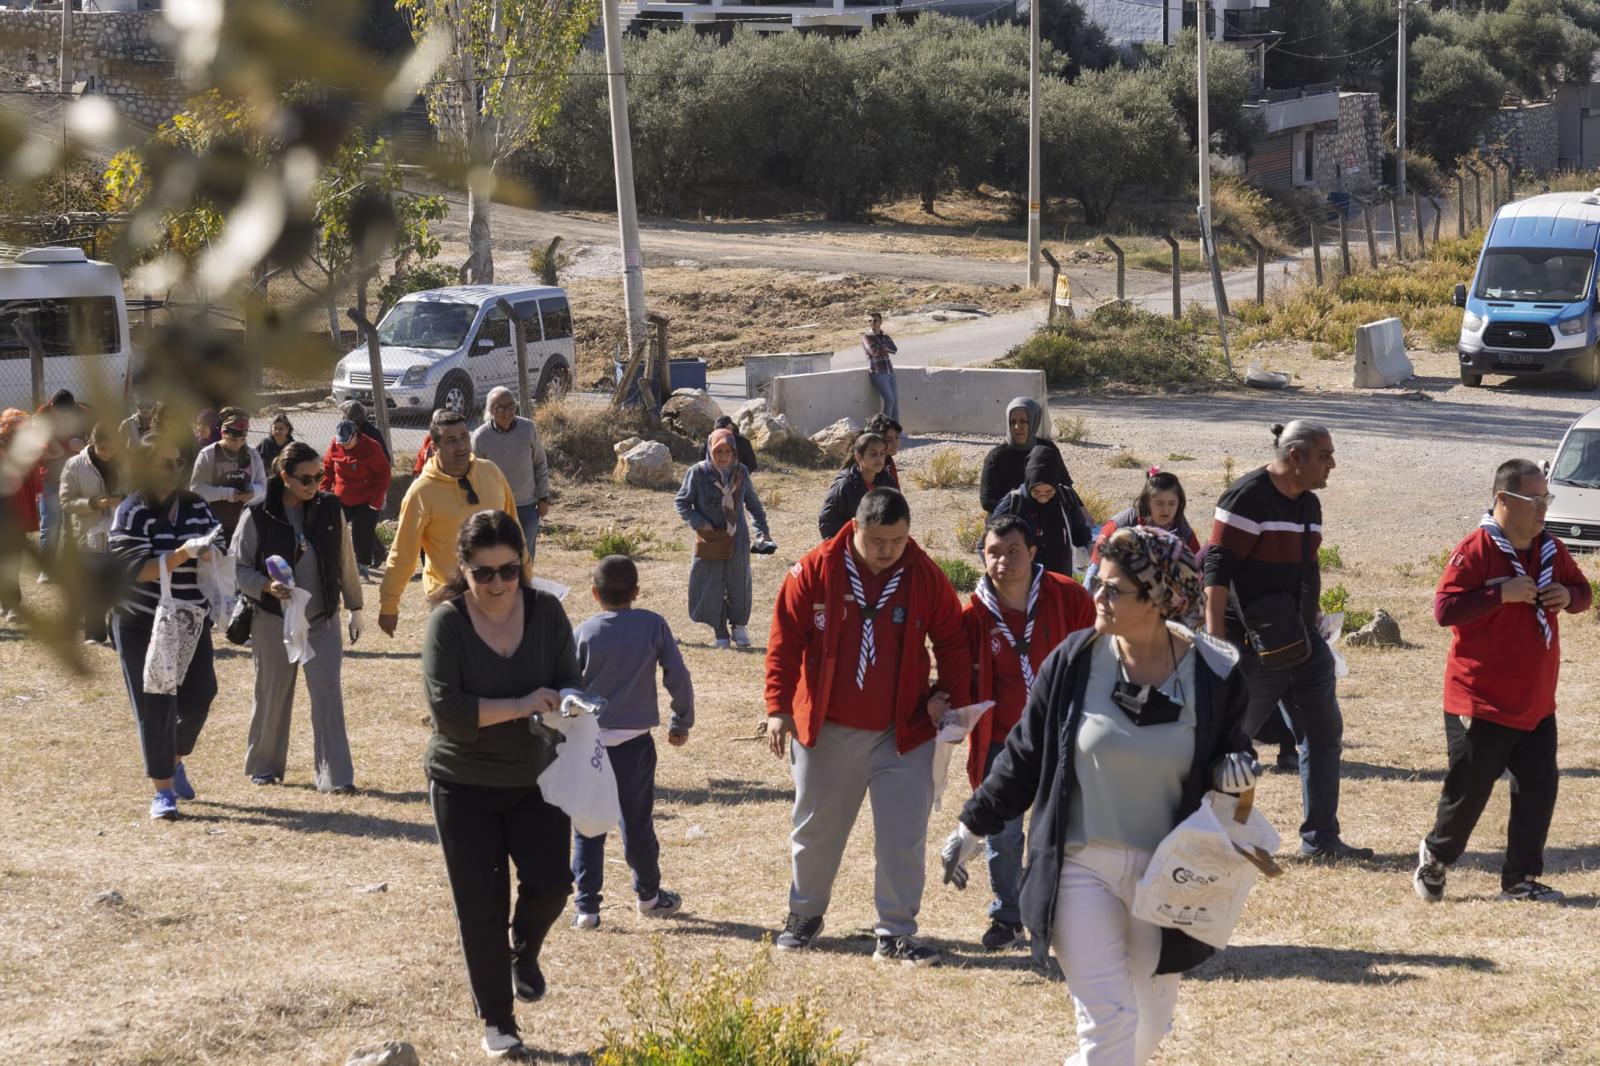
744, 351, 833, 399
769, 366, 1049, 437
1352, 317, 1413, 388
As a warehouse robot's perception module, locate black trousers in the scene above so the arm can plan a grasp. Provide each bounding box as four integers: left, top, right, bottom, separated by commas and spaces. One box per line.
78, 551, 118, 641
343, 503, 381, 568
430, 777, 573, 1027
112, 615, 218, 779
1425, 713, 1558, 890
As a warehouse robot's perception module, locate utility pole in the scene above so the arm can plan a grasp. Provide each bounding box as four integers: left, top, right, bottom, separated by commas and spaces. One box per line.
1026, 0, 1041, 289
1196, 0, 1211, 217
59, 0, 72, 92
601, 0, 649, 388
1396, 0, 1407, 198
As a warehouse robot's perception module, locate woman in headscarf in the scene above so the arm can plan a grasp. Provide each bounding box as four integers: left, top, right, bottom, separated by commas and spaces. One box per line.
1084, 468, 1200, 594
990, 444, 1093, 576
945, 525, 1258, 1066
817, 431, 891, 540
674, 427, 772, 649
979, 397, 1062, 512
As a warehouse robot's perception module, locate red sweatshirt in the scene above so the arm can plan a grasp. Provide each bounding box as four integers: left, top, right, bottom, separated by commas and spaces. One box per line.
322, 432, 392, 510
1434, 526, 1592, 730
962, 572, 1095, 788
765, 522, 970, 753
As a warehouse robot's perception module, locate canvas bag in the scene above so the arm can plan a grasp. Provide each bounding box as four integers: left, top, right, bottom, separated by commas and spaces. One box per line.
142, 554, 208, 696
537, 711, 623, 838
1131, 790, 1282, 950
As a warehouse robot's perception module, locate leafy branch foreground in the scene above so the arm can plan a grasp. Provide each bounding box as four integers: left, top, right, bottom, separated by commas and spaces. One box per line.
596, 939, 861, 1066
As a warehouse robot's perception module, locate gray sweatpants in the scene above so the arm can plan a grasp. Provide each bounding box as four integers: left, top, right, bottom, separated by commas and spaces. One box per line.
789, 723, 935, 937
243, 610, 353, 791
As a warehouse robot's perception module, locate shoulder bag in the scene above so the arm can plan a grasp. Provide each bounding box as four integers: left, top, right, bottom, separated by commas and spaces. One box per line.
1239, 495, 1314, 671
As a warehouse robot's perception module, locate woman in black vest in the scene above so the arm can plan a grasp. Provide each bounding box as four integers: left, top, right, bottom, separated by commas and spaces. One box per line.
233, 441, 365, 791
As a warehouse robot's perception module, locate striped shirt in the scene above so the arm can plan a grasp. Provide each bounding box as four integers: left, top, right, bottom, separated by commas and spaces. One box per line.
862, 331, 897, 374
1203, 466, 1322, 634
108, 491, 222, 621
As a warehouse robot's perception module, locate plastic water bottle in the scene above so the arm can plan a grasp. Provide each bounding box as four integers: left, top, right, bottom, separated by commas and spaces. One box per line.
265, 555, 294, 586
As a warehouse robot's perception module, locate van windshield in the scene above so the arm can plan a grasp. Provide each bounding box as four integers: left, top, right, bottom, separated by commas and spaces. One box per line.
1551, 428, 1600, 488
376, 301, 476, 350
0, 297, 120, 358
1475, 249, 1594, 303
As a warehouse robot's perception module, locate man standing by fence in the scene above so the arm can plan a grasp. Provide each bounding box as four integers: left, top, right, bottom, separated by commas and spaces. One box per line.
863, 313, 899, 424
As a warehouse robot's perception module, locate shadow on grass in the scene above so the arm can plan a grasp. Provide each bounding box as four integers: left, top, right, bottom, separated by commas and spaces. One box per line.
1339, 760, 1446, 783
343, 649, 423, 660
522, 1051, 593, 1065
1190, 944, 1497, 984
657, 777, 791, 806
188, 799, 437, 844
278, 782, 428, 804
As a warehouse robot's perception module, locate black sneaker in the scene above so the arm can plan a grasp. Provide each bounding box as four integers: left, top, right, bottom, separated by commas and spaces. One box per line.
872, 934, 942, 967
1500, 879, 1564, 903
1274, 745, 1300, 773
1413, 840, 1446, 903
1302, 839, 1375, 864
481, 1021, 528, 1059
980, 919, 1026, 951
774, 913, 824, 951
637, 889, 683, 919
511, 950, 545, 1003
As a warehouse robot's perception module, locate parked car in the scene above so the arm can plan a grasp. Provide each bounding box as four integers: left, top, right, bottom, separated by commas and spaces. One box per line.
1454, 191, 1600, 390
332, 284, 575, 416
0, 246, 135, 411
1545, 404, 1600, 552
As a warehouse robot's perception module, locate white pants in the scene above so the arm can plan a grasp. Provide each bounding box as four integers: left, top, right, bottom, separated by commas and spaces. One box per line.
1052, 843, 1181, 1066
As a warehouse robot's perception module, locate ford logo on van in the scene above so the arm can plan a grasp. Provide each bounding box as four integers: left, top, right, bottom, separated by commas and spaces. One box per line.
1576, 526, 1585, 538
1508, 330, 1528, 340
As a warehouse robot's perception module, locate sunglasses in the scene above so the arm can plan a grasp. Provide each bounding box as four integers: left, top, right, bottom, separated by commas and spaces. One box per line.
467, 561, 521, 584
289, 470, 324, 487
457, 477, 479, 505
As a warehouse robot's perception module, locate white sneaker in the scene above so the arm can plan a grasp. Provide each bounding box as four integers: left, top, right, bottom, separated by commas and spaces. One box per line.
572, 911, 600, 930
712, 638, 731, 649
731, 625, 751, 647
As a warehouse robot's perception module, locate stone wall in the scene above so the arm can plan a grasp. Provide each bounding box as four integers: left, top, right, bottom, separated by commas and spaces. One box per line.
1485, 101, 1559, 176
0, 10, 182, 129
1315, 92, 1381, 195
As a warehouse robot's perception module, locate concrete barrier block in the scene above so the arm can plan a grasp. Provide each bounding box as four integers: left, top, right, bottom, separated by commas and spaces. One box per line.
769, 365, 1048, 437
1352, 317, 1414, 388
744, 351, 834, 399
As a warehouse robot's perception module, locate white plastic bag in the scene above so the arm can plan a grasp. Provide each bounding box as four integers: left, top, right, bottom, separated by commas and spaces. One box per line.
282, 586, 315, 665
930, 701, 995, 812
537, 711, 623, 838
1132, 791, 1281, 949
1319, 611, 1349, 679
142, 554, 207, 696
196, 550, 237, 627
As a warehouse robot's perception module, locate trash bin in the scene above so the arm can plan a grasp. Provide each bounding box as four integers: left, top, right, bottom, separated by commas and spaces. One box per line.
669, 358, 707, 392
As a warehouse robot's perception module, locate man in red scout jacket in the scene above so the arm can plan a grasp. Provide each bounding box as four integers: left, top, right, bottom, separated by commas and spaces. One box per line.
1414, 459, 1592, 905
764, 488, 971, 966
961, 513, 1094, 951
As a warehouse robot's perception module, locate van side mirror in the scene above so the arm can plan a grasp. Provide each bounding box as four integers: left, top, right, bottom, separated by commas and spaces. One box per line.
1541, 459, 1550, 477
1453, 284, 1467, 308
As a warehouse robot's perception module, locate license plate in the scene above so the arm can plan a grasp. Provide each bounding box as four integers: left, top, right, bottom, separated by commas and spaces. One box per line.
1494, 352, 1538, 365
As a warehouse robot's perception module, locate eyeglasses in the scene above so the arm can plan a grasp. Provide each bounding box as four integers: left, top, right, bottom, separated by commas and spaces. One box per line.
1095, 582, 1126, 602
457, 477, 479, 505
289, 470, 323, 487
467, 561, 522, 584
1501, 489, 1556, 508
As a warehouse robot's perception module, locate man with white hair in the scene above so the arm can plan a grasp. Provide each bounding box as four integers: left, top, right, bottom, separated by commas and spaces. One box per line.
1203, 420, 1372, 862
470, 387, 551, 558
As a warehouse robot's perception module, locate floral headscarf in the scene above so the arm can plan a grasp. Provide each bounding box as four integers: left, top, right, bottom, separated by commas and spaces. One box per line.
1103, 525, 1201, 623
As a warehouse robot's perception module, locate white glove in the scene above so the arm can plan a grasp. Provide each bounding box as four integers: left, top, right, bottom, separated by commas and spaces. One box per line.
182, 534, 219, 563
1213, 752, 1261, 795
347, 609, 364, 645
940, 823, 985, 890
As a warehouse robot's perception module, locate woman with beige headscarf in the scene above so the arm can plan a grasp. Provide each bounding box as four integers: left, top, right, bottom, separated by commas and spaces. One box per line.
674, 427, 772, 649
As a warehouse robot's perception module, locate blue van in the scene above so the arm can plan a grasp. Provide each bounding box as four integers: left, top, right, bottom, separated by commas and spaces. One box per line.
1454, 192, 1600, 390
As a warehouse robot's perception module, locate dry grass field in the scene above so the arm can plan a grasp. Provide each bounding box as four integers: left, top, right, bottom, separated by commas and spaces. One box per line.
4, 365, 1600, 1064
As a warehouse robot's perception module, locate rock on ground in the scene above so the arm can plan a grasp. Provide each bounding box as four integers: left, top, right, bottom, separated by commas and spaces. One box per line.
661, 388, 722, 442
614, 440, 676, 489
733, 399, 792, 453
811, 417, 861, 463
345, 1041, 419, 1066
1344, 608, 1403, 649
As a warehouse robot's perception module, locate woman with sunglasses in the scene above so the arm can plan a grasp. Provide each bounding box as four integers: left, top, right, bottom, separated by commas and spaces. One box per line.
190, 406, 266, 543
108, 435, 225, 820
233, 441, 365, 791
421, 510, 581, 1060
945, 526, 1258, 1065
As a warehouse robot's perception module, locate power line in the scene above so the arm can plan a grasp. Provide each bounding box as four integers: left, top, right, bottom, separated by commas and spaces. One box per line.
1269, 29, 1398, 61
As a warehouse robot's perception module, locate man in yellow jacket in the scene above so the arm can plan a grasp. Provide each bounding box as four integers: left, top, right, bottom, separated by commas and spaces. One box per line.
377, 410, 522, 637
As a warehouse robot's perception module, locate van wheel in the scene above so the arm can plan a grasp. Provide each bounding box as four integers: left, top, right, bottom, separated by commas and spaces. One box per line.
1459, 368, 1483, 387
1577, 350, 1600, 392
434, 373, 474, 417
536, 363, 572, 404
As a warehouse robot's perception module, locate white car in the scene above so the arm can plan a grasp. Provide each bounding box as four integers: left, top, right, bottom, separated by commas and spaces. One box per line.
332, 284, 575, 416
1546, 404, 1600, 551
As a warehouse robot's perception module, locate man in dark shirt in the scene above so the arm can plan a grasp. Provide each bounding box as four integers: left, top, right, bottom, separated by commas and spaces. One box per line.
1203, 420, 1372, 862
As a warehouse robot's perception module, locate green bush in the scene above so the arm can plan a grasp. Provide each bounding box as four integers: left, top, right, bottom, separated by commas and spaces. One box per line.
376, 261, 457, 314
937, 556, 982, 592
1108, 452, 1146, 470
591, 525, 657, 561
596, 940, 860, 1066
1320, 583, 1372, 631
1002, 302, 1231, 390
1318, 545, 1343, 571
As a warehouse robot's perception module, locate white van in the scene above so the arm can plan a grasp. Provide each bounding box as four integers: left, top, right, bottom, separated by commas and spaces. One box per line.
0, 246, 135, 410
1546, 404, 1600, 551
331, 284, 575, 416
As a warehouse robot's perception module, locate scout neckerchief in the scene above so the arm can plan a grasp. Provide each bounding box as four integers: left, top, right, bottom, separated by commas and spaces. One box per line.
974, 564, 1043, 689
1480, 513, 1556, 648
842, 545, 903, 690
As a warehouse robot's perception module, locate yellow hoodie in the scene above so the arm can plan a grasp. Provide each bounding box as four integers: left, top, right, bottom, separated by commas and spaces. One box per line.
378, 454, 522, 615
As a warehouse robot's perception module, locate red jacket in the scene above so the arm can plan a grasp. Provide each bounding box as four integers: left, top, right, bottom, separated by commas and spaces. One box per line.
963, 572, 1095, 788
322, 432, 391, 510
765, 522, 971, 753
413, 437, 435, 477
1434, 526, 1591, 730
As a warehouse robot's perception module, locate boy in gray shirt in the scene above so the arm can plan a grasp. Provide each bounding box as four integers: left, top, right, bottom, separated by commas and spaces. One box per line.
570, 555, 695, 928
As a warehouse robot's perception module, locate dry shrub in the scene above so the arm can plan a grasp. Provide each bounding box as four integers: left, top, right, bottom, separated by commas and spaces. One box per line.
912, 447, 980, 489
537, 401, 650, 479
1003, 302, 1231, 391
591, 525, 658, 560
1108, 452, 1146, 470
1211, 175, 1294, 257
954, 512, 986, 554
1073, 483, 1117, 526
1055, 414, 1089, 445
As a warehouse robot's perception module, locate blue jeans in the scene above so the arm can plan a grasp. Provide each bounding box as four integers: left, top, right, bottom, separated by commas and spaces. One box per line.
571, 733, 661, 912
983, 742, 1026, 925
515, 502, 542, 560
1240, 635, 1344, 851
869, 371, 899, 423
37, 483, 61, 561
